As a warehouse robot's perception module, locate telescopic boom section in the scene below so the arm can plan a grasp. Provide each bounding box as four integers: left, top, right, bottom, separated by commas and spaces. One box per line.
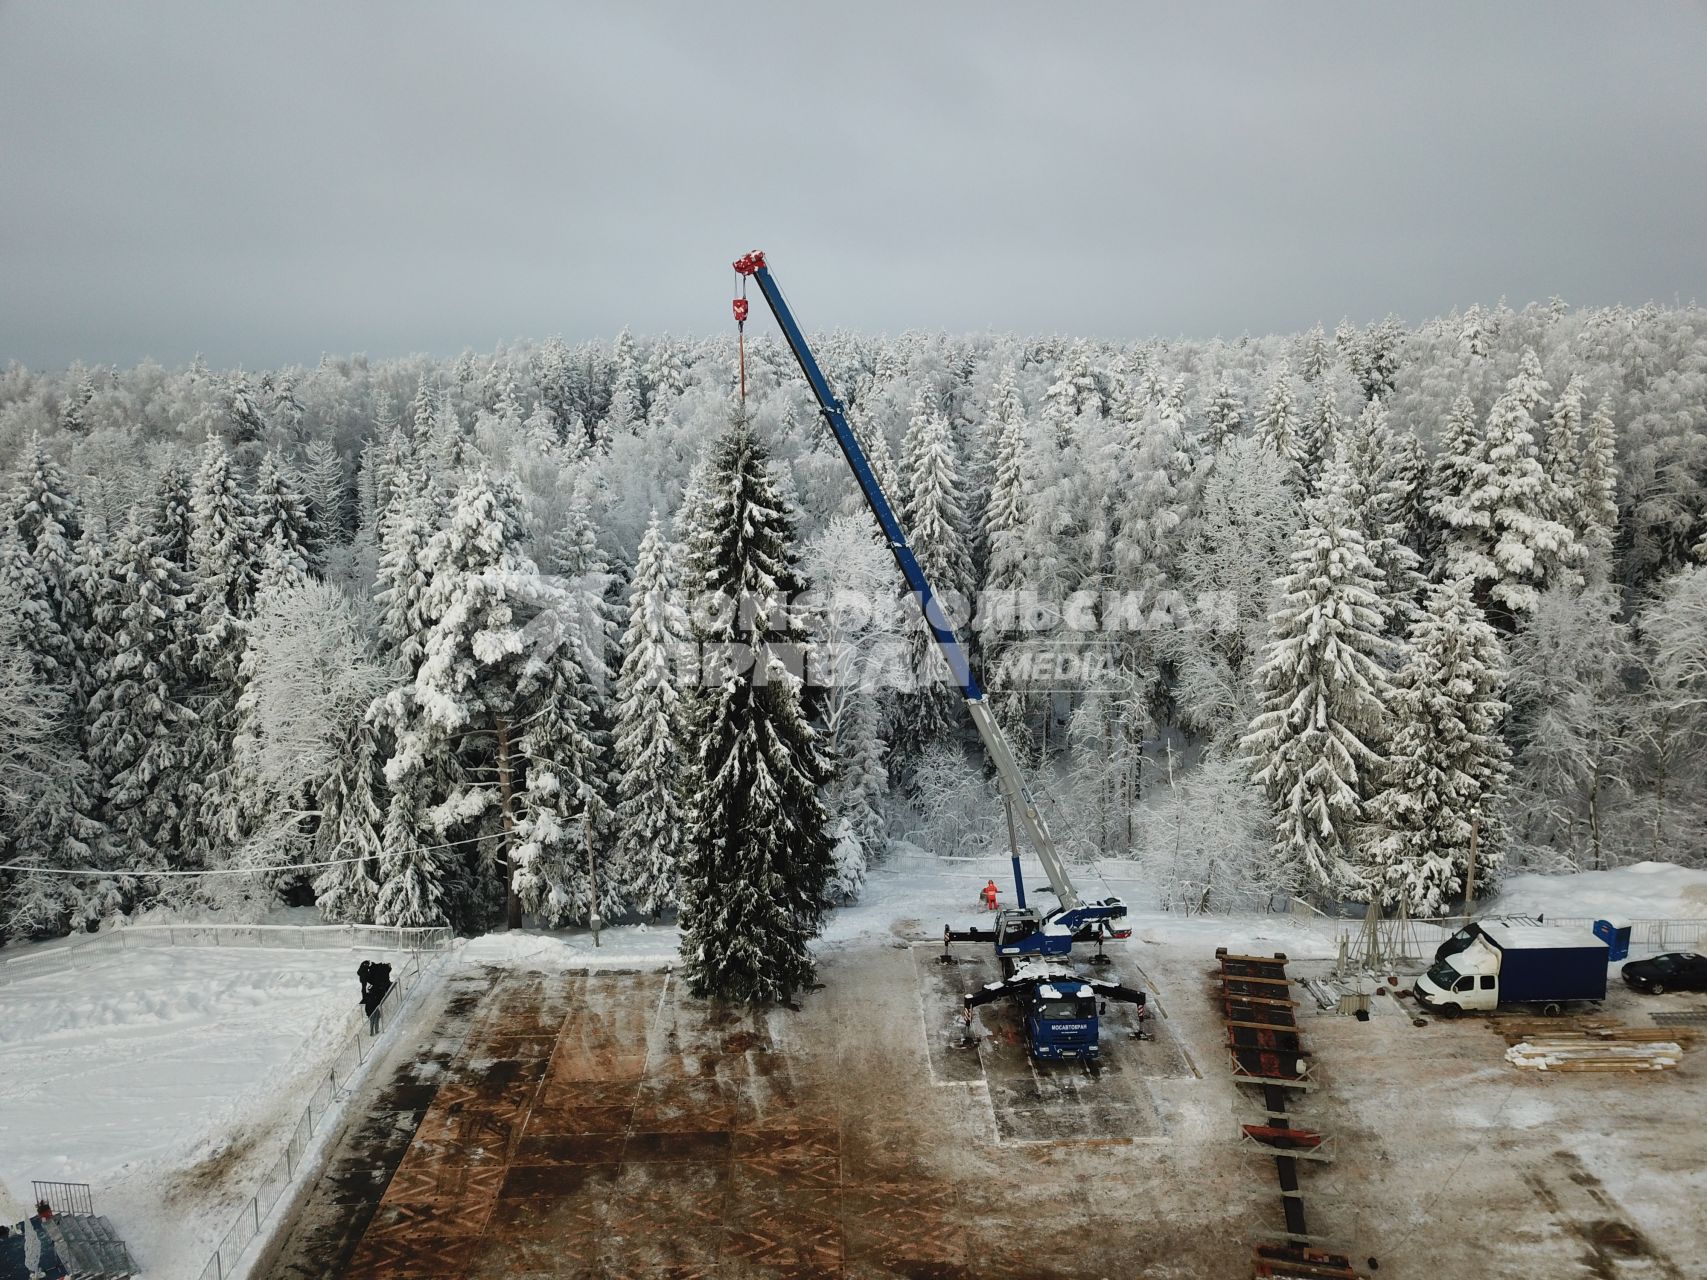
733, 250, 1083, 913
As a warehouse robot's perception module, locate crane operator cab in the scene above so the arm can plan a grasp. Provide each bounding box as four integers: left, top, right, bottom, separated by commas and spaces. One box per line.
994, 907, 1045, 954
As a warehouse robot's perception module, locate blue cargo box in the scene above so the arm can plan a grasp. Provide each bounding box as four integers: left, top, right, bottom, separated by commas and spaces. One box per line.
1481, 922, 1608, 1004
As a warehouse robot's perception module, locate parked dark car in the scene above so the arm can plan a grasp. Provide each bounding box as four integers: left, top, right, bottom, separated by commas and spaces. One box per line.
1621, 952, 1707, 995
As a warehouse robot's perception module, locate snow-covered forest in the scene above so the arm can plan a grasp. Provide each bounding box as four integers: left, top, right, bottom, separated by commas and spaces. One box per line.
3, 301, 1706, 945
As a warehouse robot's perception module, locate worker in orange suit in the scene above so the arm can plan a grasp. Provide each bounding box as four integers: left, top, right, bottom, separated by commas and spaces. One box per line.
981, 879, 1000, 912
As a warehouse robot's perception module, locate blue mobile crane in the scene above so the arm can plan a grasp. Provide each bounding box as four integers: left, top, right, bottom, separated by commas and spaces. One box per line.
731, 251, 1139, 1059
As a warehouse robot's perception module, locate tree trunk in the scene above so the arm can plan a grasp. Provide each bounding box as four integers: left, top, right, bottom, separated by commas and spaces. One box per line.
496, 714, 521, 930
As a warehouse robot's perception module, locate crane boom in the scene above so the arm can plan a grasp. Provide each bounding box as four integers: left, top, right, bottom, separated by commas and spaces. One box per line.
733, 250, 1087, 914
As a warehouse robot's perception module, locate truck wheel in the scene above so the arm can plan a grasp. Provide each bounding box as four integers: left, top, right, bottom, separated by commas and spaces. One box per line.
1542, 1002, 1562, 1017
1649, 983, 1666, 996
1438, 1004, 1460, 1017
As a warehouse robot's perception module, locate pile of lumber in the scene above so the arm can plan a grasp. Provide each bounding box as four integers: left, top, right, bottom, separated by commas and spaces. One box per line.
1503, 1022, 1696, 1072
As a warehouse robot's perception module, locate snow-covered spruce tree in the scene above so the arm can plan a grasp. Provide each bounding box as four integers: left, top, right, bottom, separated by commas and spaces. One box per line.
375, 483, 442, 673
252, 450, 315, 593
1365, 580, 1511, 915
12, 436, 81, 622
1542, 373, 1586, 524
85, 519, 198, 873
1043, 340, 1104, 444
1298, 375, 1344, 495
412, 470, 546, 929
1337, 397, 1427, 630
1113, 380, 1194, 590
612, 515, 691, 918
1576, 398, 1620, 567
510, 632, 615, 927
374, 773, 448, 927
677, 417, 834, 1005
1204, 376, 1246, 451
1, 532, 73, 687
299, 437, 349, 552
311, 707, 386, 923
899, 400, 971, 753
1436, 366, 1581, 625
150, 461, 196, 572
1242, 456, 1397, 897
1426, 392, 1481, 545
1256, 364, 1304, 486
184, 434, 258, 865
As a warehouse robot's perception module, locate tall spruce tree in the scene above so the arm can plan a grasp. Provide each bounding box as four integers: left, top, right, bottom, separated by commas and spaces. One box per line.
252, 450, 315, 593
1243, 457, 1396, 896
678, 418, 834, 1004
1365, 580, 1511, 915
85, 519, 198, 871
612, 515, 691, 919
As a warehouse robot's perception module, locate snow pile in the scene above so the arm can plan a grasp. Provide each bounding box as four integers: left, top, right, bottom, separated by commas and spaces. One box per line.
1494, 861, 1707, 922
0, 944, 389, 1275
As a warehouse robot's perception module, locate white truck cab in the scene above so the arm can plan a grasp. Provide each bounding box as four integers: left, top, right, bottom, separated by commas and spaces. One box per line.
1415, 937, 1501, 1011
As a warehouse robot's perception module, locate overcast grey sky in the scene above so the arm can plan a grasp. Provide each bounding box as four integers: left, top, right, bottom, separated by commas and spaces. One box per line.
4, 1, 1705, 370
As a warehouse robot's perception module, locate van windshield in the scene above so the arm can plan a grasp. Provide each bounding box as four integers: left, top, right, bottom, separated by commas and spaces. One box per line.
1425, 959, 1461, 989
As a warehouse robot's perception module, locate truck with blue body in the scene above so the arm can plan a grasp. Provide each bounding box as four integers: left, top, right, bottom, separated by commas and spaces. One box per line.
1413, 921, 1608, 1016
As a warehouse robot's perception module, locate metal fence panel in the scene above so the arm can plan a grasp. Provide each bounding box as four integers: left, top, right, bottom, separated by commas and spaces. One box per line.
189, 950, 436, 1280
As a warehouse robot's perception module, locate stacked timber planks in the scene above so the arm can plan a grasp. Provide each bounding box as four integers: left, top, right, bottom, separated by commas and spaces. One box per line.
1215, 948, 1364, 1280
1504, 1021, 1695, 1072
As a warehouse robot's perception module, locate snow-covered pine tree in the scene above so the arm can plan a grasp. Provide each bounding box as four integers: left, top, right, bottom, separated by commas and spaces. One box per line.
1436, 361, 1581, 624
678, 417, 834, 1004
1365, 579, 1510, 915
612, 515, 691, 918
1242, 456, 1396, 897
252, 450, 315, 593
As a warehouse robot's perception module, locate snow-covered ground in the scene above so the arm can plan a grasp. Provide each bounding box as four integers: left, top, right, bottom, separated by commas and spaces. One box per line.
0, 942, 403, 1276
1493, 859, 1707, 922
3, 855, 1702, 1275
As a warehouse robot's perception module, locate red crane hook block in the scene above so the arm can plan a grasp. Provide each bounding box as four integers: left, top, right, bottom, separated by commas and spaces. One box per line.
732, 298, 749, 324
